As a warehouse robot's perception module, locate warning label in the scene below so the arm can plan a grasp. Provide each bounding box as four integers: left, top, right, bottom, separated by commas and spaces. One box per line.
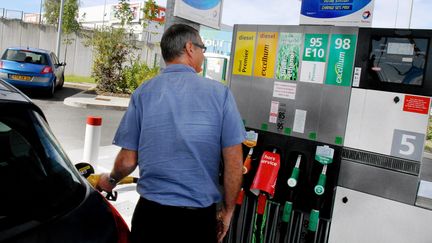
269, 101, 279, 123
273, 82, 296, 99
403, 95, 430, 115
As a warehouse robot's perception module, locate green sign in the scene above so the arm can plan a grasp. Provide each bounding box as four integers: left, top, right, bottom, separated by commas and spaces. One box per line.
325, 34, 357, 86
315, 145, 334, 165
315, 155, 333, 165
302, 34, 329, 62
276, 33, 302, 80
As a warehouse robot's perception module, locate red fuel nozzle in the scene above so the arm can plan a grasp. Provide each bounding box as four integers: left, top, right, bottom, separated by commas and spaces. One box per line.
250, 149, 281, 198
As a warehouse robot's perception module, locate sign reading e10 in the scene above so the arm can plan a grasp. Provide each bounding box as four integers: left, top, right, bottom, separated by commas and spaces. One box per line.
303, 34, 329, 62
305, 38, 325, 58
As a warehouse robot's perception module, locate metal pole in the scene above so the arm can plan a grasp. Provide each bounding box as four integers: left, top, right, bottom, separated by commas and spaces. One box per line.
39, 0, 43, 24
408, 0, 414, 29
102, 0, 107, 26
394, 0, 399, 28
56, 0, 65, 57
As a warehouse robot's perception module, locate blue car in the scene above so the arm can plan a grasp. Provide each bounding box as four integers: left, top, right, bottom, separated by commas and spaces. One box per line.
0, 47, 66, 97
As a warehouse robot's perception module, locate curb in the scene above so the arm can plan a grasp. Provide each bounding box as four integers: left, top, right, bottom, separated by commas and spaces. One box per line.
64, 96, 129, 111
64, 82, 97, 90
63, 82, 129, 111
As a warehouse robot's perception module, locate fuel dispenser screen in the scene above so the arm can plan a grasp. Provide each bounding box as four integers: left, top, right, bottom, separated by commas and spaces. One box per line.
367, 37, 428, 86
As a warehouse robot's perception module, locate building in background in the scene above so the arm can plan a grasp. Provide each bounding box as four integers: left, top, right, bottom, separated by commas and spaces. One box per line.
79, 1, 233, 54
79, 1, 166, 43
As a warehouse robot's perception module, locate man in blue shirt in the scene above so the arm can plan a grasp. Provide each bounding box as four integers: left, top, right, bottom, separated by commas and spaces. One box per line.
97, 24, 246, 243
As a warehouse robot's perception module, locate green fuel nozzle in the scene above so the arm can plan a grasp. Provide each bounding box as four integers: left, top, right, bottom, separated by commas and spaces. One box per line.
314, 165, 327, 196
287, 154, 301, 188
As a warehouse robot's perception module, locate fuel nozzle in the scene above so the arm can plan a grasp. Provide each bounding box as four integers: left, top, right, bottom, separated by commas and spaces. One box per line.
313, 145, 334, 196
242, 147, 254, 174
314, 165, 327, 196
287, 154, 302, 188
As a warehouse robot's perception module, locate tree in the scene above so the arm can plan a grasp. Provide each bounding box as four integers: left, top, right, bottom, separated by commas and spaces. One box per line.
62, 0, 80, 35
86, 0, 136, 93
43, 0, 60, 25
141, 0, 160, 29
43, 0, 80, 33
43, 0, 80, 61
114, 0, 134, 28
86, 0, 162, 94
87, 27, 131, 93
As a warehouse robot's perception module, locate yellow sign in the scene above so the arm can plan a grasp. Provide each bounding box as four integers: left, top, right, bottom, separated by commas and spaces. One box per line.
232, 31, 256, 76
254, 32, 278, 78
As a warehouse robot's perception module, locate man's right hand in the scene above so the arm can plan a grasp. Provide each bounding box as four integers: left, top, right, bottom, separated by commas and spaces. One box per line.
216, 207, 233, 243
95, 173, 116, 192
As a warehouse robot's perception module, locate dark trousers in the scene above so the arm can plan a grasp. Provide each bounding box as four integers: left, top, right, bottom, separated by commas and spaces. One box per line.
131, 197, 217, 243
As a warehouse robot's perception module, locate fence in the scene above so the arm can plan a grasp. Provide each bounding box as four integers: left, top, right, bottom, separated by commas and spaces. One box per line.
0, 8, 44, 24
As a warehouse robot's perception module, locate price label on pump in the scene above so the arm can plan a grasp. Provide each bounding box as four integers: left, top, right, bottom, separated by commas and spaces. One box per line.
325, 34, 357, 86
315, 145, 334, 165
300, 34, 329, 84
244, 130, 259, 148
302, 34, 329, 62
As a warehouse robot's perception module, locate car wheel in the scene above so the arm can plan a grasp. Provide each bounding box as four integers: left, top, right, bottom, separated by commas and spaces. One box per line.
46, 80, 55, 97
57, 75, 65, 90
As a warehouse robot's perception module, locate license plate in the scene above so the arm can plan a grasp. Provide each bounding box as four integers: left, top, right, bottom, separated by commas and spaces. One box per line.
10, 74, 32, 81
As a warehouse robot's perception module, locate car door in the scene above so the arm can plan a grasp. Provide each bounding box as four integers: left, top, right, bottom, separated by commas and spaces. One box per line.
50, 52, 63, 83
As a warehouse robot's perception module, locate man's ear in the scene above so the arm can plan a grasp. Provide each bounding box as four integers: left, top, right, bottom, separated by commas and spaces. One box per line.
184, 41, 194, 56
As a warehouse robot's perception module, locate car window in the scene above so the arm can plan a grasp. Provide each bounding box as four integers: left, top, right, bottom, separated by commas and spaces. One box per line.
53, 53, 60, 64
50, 53, 59, 65
1, 49, 49, 65
0, 105, 85, 226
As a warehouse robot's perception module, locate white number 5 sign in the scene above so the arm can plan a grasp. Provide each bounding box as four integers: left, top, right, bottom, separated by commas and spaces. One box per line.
391, 129, 425, 161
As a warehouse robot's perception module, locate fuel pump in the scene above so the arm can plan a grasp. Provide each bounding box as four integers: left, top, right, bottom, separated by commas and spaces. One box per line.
227, 24, 432, 243
226, 130, 258, 243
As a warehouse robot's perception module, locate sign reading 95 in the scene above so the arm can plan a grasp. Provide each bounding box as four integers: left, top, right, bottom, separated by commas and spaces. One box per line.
390, 129, 425, 162
302, 34, 329, 62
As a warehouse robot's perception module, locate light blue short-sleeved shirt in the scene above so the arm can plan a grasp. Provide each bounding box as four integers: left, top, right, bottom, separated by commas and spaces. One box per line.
113, 64, 246, 207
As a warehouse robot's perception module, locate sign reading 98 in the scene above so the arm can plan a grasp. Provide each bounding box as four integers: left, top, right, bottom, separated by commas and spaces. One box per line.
334, 38, 351, 50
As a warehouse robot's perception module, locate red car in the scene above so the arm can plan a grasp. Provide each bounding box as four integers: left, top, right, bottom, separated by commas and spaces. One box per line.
0, 79, 129, 243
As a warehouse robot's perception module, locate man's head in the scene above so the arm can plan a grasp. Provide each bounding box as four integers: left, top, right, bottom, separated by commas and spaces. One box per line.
160, 24, 206, 73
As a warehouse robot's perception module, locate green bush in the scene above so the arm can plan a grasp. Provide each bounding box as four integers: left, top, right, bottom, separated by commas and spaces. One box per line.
123, 61, 160, 92
428, 117, 432, 140
86, 26, 132, 93
425, 117, 432, 153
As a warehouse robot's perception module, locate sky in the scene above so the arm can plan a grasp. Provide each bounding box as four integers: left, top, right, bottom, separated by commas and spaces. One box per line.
0, 0, 431, 29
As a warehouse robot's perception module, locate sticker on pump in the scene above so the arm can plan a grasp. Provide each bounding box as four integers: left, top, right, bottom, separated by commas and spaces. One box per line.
269, 101, 279, 123
244, 130, 258, 147
403, 95, 430, 115
315, 145, 334, 165
250, 150, 281, 198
